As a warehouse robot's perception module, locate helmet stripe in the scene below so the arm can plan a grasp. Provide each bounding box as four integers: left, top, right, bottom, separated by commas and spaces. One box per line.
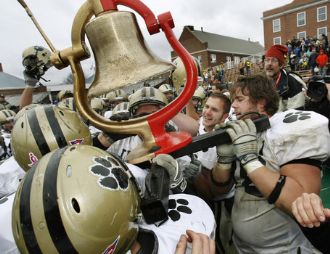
43, 147, 78, 254
19, 166, 43, 254
27, 108, 51, 155
44, 106, 67, 149
3, 110, 9, 118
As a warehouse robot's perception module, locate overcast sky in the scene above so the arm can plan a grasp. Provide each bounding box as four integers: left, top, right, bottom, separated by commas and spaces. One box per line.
0, 0, 291, 84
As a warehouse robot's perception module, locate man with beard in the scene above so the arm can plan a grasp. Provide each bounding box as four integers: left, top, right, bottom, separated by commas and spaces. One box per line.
264, 45, 307, 111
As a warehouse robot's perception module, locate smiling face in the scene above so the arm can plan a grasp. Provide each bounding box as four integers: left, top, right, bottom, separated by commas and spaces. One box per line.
202, 96, 227, 132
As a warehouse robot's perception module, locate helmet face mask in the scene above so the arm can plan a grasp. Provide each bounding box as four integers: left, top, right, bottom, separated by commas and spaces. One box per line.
12, 145, 141, 254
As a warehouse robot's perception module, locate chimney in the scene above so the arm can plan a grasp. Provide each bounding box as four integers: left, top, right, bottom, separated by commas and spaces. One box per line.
201, 27, 203, 32
185, 25, 194, 31
0, 63, 2, 72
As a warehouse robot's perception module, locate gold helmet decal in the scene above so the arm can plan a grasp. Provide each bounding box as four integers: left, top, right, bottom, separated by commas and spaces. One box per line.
12, 145, 140, 254
11, 105, 91, 171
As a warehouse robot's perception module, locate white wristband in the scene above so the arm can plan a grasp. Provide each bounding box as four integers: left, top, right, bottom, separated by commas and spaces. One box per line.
244, 160, 264, 174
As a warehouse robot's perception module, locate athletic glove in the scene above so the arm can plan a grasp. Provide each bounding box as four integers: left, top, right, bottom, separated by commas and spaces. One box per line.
214, 124, 235, 170
226, 119, 263, 174
152, 154, 187, 193
23, 70, 39, 88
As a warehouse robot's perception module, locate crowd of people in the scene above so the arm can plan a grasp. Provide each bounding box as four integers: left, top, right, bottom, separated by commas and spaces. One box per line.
0, 40, 329, 254
285, 34, 329, 75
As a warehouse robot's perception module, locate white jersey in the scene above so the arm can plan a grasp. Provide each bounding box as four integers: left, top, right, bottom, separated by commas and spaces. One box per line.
193, 119, 217, 170
0, 157, 25, 198
232, 110, 330, 253
0, 193, 19, 254
108, 135, 142, 162
138, 193, 216, 254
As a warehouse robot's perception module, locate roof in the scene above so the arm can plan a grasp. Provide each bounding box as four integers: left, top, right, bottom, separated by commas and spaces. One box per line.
190, 29, 264, 56
6, 92, 50, 106
0, 72, 25, 90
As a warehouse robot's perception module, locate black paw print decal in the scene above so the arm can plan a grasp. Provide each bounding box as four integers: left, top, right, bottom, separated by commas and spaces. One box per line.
168, 198, 192, 222
283, 111, 311, 123
89, 156, 129, 191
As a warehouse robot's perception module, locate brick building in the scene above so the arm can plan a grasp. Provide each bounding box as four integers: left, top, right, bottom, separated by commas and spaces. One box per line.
170, 26, 264, 70
262, 0, 330, 49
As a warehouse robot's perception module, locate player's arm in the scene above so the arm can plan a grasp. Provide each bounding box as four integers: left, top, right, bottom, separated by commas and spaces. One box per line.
226, 119, 321, 214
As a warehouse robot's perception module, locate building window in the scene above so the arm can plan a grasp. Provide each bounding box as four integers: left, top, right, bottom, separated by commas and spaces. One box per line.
317, 27, 327, 38
210, 54, 216, 63
317, 6, 327, 22
234, 56, 240, 65
273, 37, 281, 45
297, 12, 306, 27
297, 31, 306, 39
272, 19, 281, 32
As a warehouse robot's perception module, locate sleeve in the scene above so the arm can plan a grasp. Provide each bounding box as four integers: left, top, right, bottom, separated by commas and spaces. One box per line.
266, 110, 330, 167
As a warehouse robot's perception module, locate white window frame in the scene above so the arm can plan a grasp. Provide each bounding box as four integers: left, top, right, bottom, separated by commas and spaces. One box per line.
273, 37, 281, 45
210, 54, 216, 63
317, 27, 327, 38
297, 31, 306, 39
272, 19, 281, 33
297, 12, 306, 27
317, 6, 327, 22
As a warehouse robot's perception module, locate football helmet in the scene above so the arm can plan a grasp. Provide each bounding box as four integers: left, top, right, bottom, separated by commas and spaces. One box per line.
12, 145, 141, 254
110, 102, 130, 121
90, 97, 105, 114
129, 87, 168, 116
158, 84, 173, 93
57, 97, 76, 112
192, 86, 206, 101
0, 109, 16, 124
171, 56, 202, 88
11, 105, 91, 171
22, 46, 52, 78
57, 90, 73, 101
106, 89, 128, 103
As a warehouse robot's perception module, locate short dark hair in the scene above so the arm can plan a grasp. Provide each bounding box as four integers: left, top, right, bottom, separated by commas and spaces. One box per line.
208, 92, 231, 114
231, 74, 279, 116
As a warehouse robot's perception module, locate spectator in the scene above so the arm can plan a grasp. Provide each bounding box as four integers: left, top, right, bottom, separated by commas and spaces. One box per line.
316, 48, 329, 77
264, 44, 307, 111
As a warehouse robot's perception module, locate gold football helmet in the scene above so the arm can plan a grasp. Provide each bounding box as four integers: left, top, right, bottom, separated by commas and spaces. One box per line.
0, 109, 16, 124
22, 46, 52, 77
11, 105, 91, 171
57, 97, 76, 112
57, 90, 73, 101
12, 145, 141, 254
158, 83, 173, 93
106, 89, 128, 103
193, 86, 206, 101
129, 87, 168, 116
171, 56, 202, 89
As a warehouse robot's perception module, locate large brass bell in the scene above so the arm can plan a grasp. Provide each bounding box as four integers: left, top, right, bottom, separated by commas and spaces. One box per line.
86, 11, 174, 98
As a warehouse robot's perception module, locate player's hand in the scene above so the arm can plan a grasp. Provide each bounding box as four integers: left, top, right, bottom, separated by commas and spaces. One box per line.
226, 119, 262, 174
152, 154, 186, 192
175, 230, 215, 254
23, 70, 39, 88
215, 123, 235, 169
292, 193, 330, 228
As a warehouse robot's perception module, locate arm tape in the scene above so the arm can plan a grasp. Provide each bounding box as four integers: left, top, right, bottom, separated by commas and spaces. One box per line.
267, 175, 287, 204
